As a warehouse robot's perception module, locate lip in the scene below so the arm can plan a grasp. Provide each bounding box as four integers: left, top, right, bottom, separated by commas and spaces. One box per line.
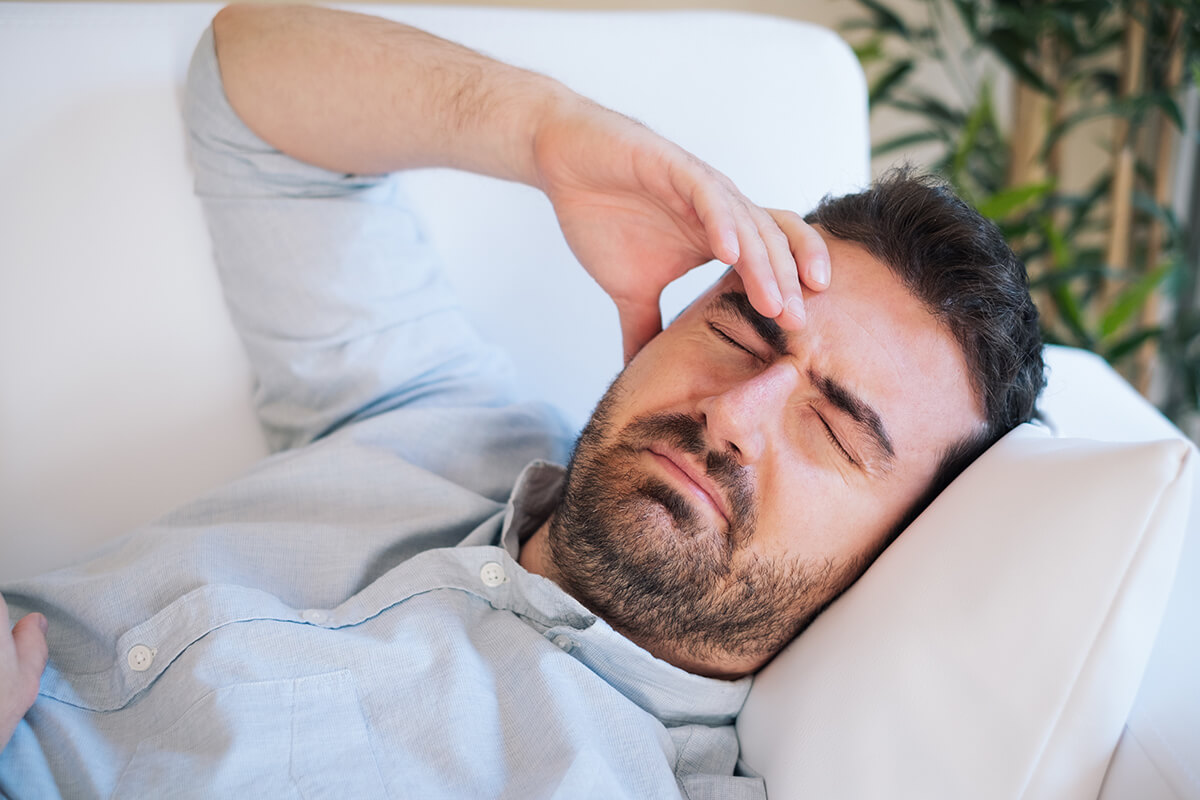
646, 446, 730, 525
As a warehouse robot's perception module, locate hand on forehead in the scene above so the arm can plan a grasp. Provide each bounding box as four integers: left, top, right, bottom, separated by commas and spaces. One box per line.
677, 237, 984, 470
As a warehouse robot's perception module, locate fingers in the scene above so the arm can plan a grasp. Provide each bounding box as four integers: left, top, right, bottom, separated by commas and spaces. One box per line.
686, 169, 739, 268
617, 297, 664, 364
767, 208, 831, 293
689, 172, 821, 330
2, 607, 48, 751
11, 614, 50, 691
691, 180, 785, 317
745, 204, 806, 326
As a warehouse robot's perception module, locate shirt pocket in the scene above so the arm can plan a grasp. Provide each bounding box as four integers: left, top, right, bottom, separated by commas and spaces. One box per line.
111, 670, 386, 799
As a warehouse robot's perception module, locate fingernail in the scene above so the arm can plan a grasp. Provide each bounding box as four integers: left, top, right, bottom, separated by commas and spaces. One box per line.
811, 260, 830, 287
770, 288, 786, 316
722, 233, 740, 265
812, 258, 830, 288
36, 614, 48, 634
786, 296, 806, 323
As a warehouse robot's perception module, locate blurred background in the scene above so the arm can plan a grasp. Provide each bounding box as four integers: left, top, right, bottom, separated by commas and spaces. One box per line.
92, 0, 1200, 439
831, 0, 1200, 444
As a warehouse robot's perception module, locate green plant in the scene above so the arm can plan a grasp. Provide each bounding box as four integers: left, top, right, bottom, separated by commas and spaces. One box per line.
844, 0, 1200, 428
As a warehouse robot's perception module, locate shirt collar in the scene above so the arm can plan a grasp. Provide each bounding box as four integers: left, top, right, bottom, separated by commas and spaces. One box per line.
495, 460, 753, 725
498, 459, 567, 559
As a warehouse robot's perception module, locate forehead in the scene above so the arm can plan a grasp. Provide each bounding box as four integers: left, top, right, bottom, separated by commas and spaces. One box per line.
693, 235, 984, 470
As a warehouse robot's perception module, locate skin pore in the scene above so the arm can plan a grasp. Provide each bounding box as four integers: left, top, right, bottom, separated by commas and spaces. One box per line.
520, 233, 986, 679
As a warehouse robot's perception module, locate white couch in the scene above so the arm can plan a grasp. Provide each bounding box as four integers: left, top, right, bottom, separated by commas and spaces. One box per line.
0, 4, 1196, 798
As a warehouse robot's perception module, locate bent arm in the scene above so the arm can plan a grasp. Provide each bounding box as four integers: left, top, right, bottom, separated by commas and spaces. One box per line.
212, 3, 560, 184
212, 3, 831, 361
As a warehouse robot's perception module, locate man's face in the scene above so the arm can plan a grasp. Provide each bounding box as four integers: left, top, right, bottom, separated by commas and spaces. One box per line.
544, 235, 985, 678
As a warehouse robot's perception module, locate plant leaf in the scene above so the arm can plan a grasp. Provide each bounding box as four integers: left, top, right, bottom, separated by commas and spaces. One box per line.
854, 0, 910, 38
975, 180, 1055, 220
851, 35, 886, 63
948, 98, 988, 183
869, 59, 915, 106
1152, 93, 1186, 130
1083, 68, 1121, 96
1042, 94, 1170, 155
1049, 281, 1094, 347
947, 0, 979, 37
1029, 263, 1107, 288
842, 19, 882, 33
889, 93, 966, 125
1100, 263, 1172, 339
984, 27, 1054, 95
1042, 216, 1073, 271
871, 129, 947, 158
1105, 327, 1163, 363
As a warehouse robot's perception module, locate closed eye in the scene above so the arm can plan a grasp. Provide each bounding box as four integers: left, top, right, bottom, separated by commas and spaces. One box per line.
815, 410, 858, 466
707, 322, 761, 360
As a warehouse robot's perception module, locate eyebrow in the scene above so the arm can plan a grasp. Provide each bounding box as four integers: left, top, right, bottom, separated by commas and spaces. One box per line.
710, 291, 896, 464
713, 292, 789, 355
808, 369, 896, 463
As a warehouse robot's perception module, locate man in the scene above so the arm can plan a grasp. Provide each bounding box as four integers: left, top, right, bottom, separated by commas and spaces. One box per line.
0, 4, 1043, 797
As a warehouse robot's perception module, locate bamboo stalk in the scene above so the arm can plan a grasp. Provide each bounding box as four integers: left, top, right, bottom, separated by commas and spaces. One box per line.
1043, 33, 1066, 341
1103, 2, 1147, 386
1009, 82, 1050, 188
1010, 31, 1059, 335
1042, 34, 1064, 185
1135, 7, 1187, 396
1104, 3, 1146, 282
1008, 29, 1055, 189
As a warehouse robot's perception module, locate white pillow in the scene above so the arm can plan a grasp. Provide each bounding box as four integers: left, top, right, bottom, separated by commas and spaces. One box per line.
737, 424, 1193, 799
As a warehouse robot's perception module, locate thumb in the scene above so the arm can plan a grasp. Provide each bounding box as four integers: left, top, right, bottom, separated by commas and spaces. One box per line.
617, 299, 664, 365
11, 614, 49, 687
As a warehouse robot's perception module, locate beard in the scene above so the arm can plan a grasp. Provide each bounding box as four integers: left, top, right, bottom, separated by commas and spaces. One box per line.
547, 375, 863, 670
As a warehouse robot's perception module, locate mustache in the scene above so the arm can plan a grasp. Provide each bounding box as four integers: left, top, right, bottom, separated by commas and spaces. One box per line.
622, 413, 757, 537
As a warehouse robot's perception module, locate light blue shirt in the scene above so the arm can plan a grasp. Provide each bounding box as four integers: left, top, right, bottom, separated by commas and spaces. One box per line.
0, 26, 762, 799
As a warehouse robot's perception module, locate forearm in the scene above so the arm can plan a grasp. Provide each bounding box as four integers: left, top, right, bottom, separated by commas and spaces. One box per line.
212, 3, 572, 183
210, 4, 830, 357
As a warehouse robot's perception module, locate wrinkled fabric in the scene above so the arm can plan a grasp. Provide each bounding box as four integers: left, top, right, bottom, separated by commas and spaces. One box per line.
0, 26, 763, 800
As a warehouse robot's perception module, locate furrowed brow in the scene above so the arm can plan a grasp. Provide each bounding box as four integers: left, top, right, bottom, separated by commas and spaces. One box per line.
709, 291, 896, 466
712, 292, 790, 356
809, 368, 896, 463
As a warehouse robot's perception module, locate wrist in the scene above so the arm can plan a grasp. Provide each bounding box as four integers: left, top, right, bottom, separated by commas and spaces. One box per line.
520, 80, 586, 191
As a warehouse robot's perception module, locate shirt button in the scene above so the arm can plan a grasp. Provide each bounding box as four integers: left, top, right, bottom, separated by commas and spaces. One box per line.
301, 609, 328, 625
127, 644, 156, 672
479, 561, 507, 588
552, 634, 573, 651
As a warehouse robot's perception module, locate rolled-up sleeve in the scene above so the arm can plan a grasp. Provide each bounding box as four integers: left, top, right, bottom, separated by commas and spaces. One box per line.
183, 25, 516, 453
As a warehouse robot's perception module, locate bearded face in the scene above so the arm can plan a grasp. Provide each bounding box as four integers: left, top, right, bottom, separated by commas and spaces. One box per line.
535, 260, 983, 677
546, 376, 861, 671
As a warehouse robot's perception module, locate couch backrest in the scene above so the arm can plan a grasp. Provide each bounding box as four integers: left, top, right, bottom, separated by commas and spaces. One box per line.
3, 7, 1198, 800
0, 2, 869, 580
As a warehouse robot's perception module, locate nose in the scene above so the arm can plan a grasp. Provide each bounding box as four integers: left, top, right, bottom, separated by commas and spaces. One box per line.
697, 362, 799, 464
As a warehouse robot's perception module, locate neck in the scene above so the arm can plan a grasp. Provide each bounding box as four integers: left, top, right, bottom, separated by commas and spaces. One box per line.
517, 517, 555, 581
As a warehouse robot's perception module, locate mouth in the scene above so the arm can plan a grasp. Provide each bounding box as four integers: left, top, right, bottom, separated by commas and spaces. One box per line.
645, 446, 730, 526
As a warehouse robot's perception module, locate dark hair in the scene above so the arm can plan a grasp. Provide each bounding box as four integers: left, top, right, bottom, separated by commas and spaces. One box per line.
805, 168, 1045, 544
